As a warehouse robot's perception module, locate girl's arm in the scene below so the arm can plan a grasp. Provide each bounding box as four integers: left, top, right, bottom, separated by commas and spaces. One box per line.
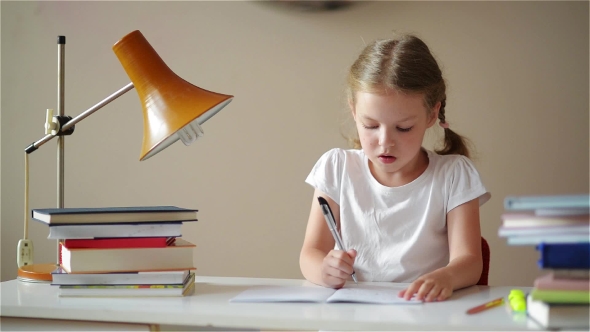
445, 197, 484, 289
400, 198, 483, 301
299, 189, 356, 288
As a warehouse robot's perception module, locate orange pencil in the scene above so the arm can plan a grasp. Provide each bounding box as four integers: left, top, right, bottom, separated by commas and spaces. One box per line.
466, 297, 505, 315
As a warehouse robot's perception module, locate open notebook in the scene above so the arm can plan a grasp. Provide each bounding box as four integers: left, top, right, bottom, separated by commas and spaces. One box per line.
229, 284, 421, 304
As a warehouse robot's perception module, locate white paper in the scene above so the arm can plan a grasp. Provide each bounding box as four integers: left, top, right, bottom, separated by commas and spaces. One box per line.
326, 285, 420, 304
230, 284, 421, 304
230, 285, 336, 303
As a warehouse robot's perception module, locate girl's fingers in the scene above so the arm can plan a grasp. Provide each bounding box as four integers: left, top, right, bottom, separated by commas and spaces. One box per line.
331, 250, 355, 267
437, 288, 453, 301
327, 251, 355, 274
326, 265, 350, 280
416, 280, 435, 301
403, 280, 423, 300
425, 284, 442, 302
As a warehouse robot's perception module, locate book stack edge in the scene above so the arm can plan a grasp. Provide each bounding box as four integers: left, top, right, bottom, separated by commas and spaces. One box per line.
499, 194, 589, 329
32, 205, 198, 297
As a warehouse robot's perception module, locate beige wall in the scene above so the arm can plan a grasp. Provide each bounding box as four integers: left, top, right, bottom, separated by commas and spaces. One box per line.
1, 1, 588, 286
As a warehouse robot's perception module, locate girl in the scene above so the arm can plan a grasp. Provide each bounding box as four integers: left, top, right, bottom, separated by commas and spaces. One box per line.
300, 35, 490, 302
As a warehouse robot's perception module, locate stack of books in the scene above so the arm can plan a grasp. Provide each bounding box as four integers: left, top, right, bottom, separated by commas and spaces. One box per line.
498, 194, 589, 329
32, 206, 198, 297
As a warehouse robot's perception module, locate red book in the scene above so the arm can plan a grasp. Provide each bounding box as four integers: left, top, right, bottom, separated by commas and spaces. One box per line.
63, 237, 175, 249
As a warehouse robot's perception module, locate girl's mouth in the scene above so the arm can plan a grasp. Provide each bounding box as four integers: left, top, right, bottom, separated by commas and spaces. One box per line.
378, 155, 396, 164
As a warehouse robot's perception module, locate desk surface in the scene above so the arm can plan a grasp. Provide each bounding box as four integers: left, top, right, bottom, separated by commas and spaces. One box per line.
1, 276, 542, 331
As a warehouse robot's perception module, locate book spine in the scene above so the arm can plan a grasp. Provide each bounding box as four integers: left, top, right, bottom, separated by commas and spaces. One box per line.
507, 235, 589, 246
504, 195, 590, 211
531, 289, 590, 304
534, 275, 590, 291
550, 269, 590, 279
63, 237, 172, 249
537, 243, 590, 269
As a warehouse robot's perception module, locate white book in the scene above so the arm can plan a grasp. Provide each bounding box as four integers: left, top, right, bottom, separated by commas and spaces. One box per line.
60, 238, 195, 273
48, 222, 183, 239
527, 295, 589, 329
498, 224, 590, 237
51, 267, 191, 285
506, 234, 590, 245
58, 273, 195, 297
230, 284, 421, 304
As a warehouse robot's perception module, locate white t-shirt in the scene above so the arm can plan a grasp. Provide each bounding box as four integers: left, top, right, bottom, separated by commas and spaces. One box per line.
305, 148, 490, 282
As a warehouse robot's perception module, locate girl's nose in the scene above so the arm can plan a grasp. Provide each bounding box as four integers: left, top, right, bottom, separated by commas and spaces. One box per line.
378, 128, 395, 147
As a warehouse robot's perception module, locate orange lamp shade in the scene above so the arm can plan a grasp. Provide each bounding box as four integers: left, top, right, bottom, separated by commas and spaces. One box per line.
112, 30, 233, 161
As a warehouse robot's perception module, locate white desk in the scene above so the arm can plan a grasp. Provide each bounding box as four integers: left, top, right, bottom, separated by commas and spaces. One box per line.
1, 276, 542, 331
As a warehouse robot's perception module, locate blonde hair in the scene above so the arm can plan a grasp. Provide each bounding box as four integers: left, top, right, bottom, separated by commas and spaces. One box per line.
345, 35, 471, 158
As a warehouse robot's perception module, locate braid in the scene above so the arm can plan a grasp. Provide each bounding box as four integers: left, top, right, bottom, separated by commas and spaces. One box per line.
434, 98, 472, 158
438, 99, 447, 124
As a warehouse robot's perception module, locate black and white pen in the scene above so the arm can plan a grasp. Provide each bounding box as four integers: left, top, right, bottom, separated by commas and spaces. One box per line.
317, 196, 358, 284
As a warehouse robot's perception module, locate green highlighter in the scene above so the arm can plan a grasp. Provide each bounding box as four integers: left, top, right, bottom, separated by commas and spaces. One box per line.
508, 289, 527, 312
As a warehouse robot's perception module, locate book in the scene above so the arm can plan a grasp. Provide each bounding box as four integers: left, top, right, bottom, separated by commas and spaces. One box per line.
62, 237, 175, 249
229, 284, 421, 304
51, 267, 192, 285
33, 206, 198, 225
550, 269, 590, 279
535, 207, 590, 217
58, 273, 195, 297
504, 194, 589, 211
60, 238, 196, 273
534, 273, 590, 291
537, 243, 590, 269
531, 288, 590, 304
506, 234, 589, 246
500, 212, 589, 228
527, 295, 589, 329
47, 222, 183, 239
498, 224, 589, 237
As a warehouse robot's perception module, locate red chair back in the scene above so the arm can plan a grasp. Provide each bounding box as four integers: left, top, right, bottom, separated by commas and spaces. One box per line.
477, 237, 490, 285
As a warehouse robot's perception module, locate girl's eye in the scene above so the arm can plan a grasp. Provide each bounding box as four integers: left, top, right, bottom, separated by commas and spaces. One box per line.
362, 124, 378, 130
397, 126, 413, 132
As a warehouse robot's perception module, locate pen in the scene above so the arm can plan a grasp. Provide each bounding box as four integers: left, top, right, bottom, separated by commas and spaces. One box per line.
317, 196, 358, 284
466, 297, 504, 315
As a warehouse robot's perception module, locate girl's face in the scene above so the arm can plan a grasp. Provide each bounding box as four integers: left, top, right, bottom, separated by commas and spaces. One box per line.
351, 89, 438, 186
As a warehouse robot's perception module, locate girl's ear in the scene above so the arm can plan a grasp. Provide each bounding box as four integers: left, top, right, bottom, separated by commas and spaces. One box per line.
349, 99, 357, 121
427, 102, 441, 127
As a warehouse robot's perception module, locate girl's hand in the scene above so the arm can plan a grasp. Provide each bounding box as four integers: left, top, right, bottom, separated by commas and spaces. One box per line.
398, 269, 453, 302
321, 249, 357, 288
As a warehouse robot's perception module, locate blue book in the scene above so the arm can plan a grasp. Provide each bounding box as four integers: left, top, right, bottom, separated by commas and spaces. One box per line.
537, 243, 590, 269
32, 206, 198, 225
504, 194, 590, 211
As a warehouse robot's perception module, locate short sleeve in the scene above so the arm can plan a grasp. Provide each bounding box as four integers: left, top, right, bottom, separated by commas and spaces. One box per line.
305, 148, 343, 204
447, 156, 491, 212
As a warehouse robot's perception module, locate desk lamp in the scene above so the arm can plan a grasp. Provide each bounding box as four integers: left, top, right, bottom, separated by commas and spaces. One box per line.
17, 30, 233, 282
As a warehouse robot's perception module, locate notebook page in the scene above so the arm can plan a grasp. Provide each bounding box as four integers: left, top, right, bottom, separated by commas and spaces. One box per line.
326, 285, 421, 304
230, 285, 336, 303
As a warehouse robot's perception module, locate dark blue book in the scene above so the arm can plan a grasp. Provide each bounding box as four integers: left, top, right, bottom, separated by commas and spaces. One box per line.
32, 206, 198, 225
537, 243, 590, 269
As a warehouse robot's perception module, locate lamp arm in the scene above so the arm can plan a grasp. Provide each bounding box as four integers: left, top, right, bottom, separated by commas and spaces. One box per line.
24, 82, 135, 154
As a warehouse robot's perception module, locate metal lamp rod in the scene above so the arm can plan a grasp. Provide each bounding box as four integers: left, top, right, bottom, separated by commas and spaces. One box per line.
22, 35, 136, 269
57, 37, 65, 210
25, 82, 135, 153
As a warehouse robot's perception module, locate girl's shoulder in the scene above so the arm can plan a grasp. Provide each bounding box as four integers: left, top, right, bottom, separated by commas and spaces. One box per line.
426, 150, 473, 168
318, 148, 364, 163
427, 150, 480, 175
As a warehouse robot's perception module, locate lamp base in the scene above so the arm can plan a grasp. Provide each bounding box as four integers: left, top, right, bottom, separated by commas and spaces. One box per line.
17, 263, 57, 283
